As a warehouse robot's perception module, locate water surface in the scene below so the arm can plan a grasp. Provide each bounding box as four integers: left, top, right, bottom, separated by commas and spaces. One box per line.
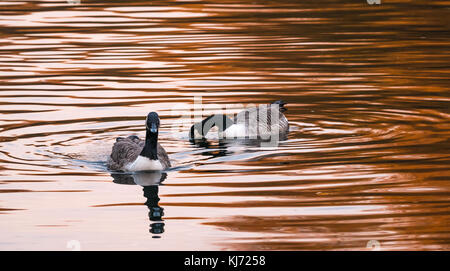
0, 0, 449, 250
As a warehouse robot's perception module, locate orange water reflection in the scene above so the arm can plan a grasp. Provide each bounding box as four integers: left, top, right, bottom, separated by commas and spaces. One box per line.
0, 0, 449, 250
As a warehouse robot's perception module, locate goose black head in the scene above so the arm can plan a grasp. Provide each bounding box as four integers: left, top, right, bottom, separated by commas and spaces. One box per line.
146, 112, 160, 134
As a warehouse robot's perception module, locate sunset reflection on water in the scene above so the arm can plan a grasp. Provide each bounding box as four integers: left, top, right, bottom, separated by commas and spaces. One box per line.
0, 0, 449, 250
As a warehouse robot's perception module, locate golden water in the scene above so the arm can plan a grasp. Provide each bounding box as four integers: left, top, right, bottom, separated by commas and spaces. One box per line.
0, 0, 449, 250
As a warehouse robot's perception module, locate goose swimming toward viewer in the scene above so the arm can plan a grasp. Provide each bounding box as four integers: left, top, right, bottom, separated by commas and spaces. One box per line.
107, 112, 171, 172
189, 100, 289, 140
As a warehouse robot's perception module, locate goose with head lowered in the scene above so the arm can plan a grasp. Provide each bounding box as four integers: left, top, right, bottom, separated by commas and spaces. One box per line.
107, 112, 171, 172
189, 100, 289, 141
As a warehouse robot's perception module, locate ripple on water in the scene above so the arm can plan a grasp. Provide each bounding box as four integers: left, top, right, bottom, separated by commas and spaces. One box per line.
0, 0, 449, 250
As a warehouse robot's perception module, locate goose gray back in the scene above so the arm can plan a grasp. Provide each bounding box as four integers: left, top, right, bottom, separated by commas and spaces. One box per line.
228, 100, 289, 139
189, 100, 289, 141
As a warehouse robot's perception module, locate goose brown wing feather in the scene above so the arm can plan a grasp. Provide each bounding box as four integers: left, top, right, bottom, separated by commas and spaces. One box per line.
157, 143, 171, 169
107, 136, 171, 171
107, 136, 143, 171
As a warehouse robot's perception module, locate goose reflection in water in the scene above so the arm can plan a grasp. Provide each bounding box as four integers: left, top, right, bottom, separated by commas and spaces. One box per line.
111, 172, 166, 238
190, 139, 230, 157
190, 136, 288, 159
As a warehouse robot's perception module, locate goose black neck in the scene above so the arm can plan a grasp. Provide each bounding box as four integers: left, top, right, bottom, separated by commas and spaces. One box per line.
140, 128, 158, 160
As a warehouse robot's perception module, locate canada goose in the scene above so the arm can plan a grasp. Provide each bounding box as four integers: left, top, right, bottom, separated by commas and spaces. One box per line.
189, 100, 289, 140
107, 112, 171, 172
